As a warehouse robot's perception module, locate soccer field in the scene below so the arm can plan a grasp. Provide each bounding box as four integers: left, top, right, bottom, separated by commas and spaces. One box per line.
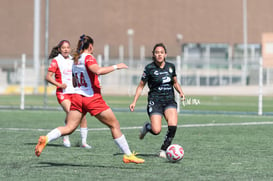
1, 95, 273, 180
1, 94, 273, 114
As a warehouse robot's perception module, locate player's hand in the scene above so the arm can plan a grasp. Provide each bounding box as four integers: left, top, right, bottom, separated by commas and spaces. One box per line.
117, 63, 128, 70
60, 83, 67, 89
129, 103, 135, 112
181, 94, 185, 101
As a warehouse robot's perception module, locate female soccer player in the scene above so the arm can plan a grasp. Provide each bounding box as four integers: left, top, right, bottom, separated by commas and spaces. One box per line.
46, 40, 91, 148
129, 43, 185, 158
35, 35, 144, 164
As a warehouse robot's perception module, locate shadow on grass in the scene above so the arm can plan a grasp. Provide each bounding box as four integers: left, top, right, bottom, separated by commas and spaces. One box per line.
25, 143, 64, 147
37, 161, 87, 167
36, 161, 141, 169
113, 152, 158, 157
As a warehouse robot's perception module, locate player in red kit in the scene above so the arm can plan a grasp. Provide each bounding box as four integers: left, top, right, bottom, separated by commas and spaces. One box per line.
46, 40, 91, 149
35, 35, 144, 164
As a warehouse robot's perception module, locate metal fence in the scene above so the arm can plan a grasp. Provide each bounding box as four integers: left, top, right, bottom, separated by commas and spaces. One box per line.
0, 55, 270, 94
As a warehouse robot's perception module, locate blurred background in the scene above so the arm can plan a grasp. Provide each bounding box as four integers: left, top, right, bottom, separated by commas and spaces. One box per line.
1, 0, 273, 97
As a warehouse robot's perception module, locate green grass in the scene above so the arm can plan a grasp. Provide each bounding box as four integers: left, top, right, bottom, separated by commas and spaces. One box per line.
1, 94, 273, 114
1, 95, 273, 180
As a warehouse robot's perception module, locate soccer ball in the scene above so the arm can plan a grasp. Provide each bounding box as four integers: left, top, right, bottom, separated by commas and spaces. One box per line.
166, 144, 184, 163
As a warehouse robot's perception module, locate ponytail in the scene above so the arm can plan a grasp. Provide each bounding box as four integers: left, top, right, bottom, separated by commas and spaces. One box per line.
73, 34, 94, 64
48, 46, 59, 59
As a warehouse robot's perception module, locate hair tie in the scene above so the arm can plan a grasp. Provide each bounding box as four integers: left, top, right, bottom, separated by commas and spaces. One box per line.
80, 34, 85, 41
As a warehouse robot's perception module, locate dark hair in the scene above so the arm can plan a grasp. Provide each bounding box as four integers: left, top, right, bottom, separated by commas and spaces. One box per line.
48, 40, 70, 59
152, 43, 167, 61
73, 34, 94, 64
152, 43, 167, 54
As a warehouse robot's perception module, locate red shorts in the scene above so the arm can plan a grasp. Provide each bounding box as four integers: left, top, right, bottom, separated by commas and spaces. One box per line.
56, 93, 73, 104
70, 94, 110, 116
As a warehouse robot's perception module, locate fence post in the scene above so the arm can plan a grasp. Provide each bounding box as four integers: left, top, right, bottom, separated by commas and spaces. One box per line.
104, 45, 109, 66
20, 54, 26, 110
258, 57, 263, 116
176, 55, 181, 113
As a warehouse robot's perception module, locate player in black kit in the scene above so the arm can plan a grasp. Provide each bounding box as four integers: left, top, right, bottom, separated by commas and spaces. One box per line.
129, 43, 185, 158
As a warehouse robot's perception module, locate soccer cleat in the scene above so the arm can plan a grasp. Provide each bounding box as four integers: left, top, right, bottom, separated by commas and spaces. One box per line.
35, 136, 48, 157
139, 122, 149, 140
123, 152, 145, 164
81, 143, 92, 149
159, 150, 166, 158
63, 136, 71, 148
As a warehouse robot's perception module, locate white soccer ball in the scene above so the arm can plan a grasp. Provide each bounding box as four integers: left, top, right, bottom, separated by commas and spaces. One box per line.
166, 144, 184, 163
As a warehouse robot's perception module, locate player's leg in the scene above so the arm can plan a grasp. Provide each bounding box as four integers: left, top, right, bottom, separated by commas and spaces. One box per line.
60, 99, 72, 147
95, 108, 144, 164
95, 108, 123, 139
64, 94, 91, 148
79, 115, 91, 149
139, 101, 163, 139
150, 114, 163, 134
35, 110, 83, 157
159, 107, 178, 158
58, 110, 83, 135
139, 114, 162, 139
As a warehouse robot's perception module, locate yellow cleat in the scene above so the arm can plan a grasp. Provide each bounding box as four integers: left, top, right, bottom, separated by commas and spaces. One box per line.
35, 136, 48, 157
123, 152, 145, 164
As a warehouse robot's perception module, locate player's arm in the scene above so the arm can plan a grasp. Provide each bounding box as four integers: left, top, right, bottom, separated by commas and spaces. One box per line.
45, 71, 67, 89
173, 76, 185, 101
129, 80, 146, 112
88, 63, 128, 75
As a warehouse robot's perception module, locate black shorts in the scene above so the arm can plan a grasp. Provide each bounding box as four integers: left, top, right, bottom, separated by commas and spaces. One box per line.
147, 99, 177, 117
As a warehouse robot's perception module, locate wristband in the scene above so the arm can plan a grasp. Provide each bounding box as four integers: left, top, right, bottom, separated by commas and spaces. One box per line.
113, 65, 118, 70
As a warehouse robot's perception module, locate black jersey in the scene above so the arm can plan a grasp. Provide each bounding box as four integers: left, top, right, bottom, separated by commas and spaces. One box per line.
141, 61, 177, 102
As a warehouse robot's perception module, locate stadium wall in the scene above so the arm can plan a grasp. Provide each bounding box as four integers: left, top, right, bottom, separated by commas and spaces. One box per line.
1, 0, 273, 60
1, 0, 273, 96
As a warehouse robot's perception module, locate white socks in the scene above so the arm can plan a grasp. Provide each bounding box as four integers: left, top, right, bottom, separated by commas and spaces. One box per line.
46, 128, 62, 143
46, 127, 88, 145
46, 129, 130, 155
114, 134, 132, 155
80, 128, 88, 145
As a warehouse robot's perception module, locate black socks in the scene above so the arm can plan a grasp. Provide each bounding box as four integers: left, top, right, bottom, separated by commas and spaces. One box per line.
160, 126, 177, 151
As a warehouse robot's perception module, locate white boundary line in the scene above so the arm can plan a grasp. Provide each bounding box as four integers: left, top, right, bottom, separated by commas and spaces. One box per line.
1, 121, 273, 132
